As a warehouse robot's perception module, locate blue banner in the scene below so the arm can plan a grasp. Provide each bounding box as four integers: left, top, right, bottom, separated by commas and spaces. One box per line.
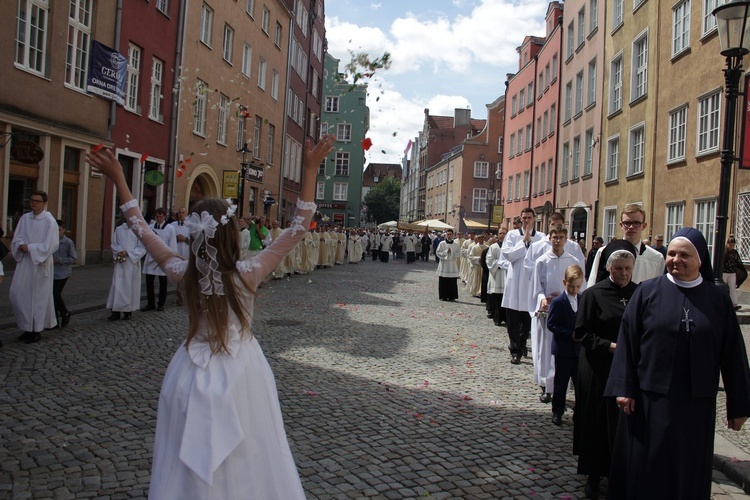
86, 41, 126, 105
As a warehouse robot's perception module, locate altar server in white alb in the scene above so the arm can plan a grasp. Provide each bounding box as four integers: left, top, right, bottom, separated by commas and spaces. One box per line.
10, 190, 59, 344
436, 229, 461, 301
529, 225, 585, 403
107, 220, 147, 321
524, 212, 585, 277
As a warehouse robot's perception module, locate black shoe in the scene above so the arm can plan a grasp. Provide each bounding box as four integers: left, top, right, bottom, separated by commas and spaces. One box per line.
540, 393, 552, 404
522, 347, 528, 357
18, 331, 32, 341
511, 355, 521, 365
584, 475, 599, 499
107, 312, 121, 321
487, 314, 493, 318
141, 305, 155, 312
123, 312, 132, 320
156, 305, 165, 311
552, 413, 563, 426
24, 332, 41, 344
61, 312, 71, 327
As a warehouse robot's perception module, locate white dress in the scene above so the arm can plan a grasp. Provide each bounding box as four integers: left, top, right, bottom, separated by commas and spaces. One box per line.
119, 199, 313, 500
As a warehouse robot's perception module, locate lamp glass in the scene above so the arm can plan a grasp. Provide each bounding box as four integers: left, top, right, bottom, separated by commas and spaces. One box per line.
714, 1, 750, 55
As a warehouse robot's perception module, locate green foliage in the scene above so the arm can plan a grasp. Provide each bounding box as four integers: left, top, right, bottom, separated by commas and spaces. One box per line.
364, 176, 401, 224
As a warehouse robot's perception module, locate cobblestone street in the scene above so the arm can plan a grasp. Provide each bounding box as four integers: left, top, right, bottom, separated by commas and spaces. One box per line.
1, 257, 749, 499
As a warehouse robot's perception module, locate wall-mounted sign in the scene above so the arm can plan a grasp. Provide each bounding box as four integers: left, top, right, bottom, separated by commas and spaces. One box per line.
245, 163, 264, 184
144, 170, 165, 186
223, 171, 239, 198
87, 41, 127, 105
317, 203, 346, 210
10, 141, 44, 164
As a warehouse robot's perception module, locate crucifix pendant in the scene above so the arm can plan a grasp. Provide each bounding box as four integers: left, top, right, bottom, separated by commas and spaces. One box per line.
682, 308, 694, 332
619, 297, 628, 307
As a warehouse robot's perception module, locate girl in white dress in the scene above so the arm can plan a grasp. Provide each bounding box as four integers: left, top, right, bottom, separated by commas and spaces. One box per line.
86, 135, 335, 499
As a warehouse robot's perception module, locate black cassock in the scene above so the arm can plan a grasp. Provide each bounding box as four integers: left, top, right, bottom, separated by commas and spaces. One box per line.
604, 275, 750, 499
480, 246, 490, 304
573, 278, 637, 478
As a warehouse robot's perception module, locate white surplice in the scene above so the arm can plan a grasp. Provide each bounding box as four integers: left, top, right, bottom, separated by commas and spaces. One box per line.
500, 228, 545, 311
107, 223, 147, 312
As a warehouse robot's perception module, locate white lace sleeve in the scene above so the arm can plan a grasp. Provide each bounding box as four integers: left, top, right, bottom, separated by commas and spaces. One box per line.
297, 199, 317, 211
120, 199, 139, 212
236, 259, 263, 274
288, 215, 306, 236
168, 259, 188, 276
128, 215, 148, 238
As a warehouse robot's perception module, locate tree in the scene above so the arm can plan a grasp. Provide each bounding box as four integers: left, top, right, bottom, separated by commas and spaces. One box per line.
364, 176, 400, 224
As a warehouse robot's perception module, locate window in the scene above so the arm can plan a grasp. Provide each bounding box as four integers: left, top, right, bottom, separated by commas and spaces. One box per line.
575, 71, 584, 115
333, 182, 348, 201
527, 83, 534, 106
536, 117, 542, 144
308, 111, 317, 138
698, 91, 721, 154
540, 164, 546, 193
157, 0, 168, 13
275, 22, 282, 47
703, 0, 725, 35
473, 188, 488, 213
545, 64, 550, 89
561, 142, 570, 182
603, 208, 617, 242
246, 0, 255, 17
261, 6, 270, 34
316, 181, 325, 200
590, 0, 598, 33
511, 96, 518, 116
610, 55, 623, 113
547, 159, 554, 190
313, 30, 323, 61
335, 152, 349, 176
628, 124, 645, 176
523, 171, 530, 198
606, 136, 619, 181
336, 123, 351, 142
312, 70, 319, 98
15, 0, 49, 75
193, 80, 207, 136
666, 203, 685, 240
533, 166, 539, 195
200, 3, 213, 46
474, 161, 489, 178
242, 43, 252, 77
296, 0, 309, 37
668, 105, 688, 162
149, 58, 163, 121
257, 58, 266, 89
613, 0, 623, 27
631, 31, 649, 101
223, 24, 234, 63
507, 176, 513, 200
217, 94, 229, 145
525, 124, 532, 150
125, 43, 141, 112
567, 22, 575, 59
237, 114, 245, 151
587, 59, 597, 107
65, 0, 92, 90
542, 112, 548, 139
325, 96, 339, 113
694, 199, 716, 258
538, 73, 544, 98
577, 8, 586, 47
673, 1, 691, 56
253, 116, 262, 158
552, 54, 558, 81
550, 104, 556, 135
517, 128, 524, 155
519, 89, 525, 111
565, 81, 572, 121
509, 134, 516, 157
572, 136, 581, 179
271, 70, 279, 100
584, 129, 594, 176
64, 146, 81, 172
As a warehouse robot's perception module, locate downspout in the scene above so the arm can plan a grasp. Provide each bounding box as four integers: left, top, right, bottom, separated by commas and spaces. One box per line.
278, 4, 295, 226
553, 16, 563, 225
169, 0, 189, 213
647, 1, 661, 234
527, 54, 539, 211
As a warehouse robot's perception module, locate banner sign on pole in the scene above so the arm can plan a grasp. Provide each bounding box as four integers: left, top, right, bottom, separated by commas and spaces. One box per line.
86, 41, 127, 105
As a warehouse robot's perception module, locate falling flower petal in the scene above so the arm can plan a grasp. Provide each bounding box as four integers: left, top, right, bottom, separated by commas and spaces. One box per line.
92, 143, 104, 152
361, 138, 372, 151
140, 153, 149, 163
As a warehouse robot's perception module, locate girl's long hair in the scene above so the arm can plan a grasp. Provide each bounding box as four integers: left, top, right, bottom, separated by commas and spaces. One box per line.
180, 198, 251, 354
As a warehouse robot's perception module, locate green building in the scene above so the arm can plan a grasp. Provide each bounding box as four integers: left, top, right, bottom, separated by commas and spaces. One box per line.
317, 53, 369, 228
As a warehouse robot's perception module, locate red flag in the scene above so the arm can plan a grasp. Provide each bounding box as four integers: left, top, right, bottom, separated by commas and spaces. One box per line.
404, 139, 413, 156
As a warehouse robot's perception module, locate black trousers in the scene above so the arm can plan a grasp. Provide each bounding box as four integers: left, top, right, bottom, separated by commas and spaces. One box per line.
372, 250, 379, 261
421, 248, 430, 261
146, 274, 168, 307
438, 277, 458, 300
552, 354, 579, 415
406, 251, 416, 263
53, 278, 68, 316
506, 308, 531, 356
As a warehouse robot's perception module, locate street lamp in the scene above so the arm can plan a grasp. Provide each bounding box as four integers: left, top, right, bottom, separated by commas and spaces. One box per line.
711, 0, 750, 288
237, 142, 252, 218
486, 187, 495, 232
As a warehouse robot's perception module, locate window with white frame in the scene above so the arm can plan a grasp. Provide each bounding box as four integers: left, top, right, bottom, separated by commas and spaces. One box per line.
631, 31, 649, 101
308, 112, 317, 139
542, 112, 548, 138
587, 59, 597, 106
534, 165, 539, 195
613, 0, 624, 28
565, 81, 573, 121
527, 83, 534, 106
694, 199, 716, 258
217, 94, 229, 145
313, 30, 323, 61
540, 164, 546, 192
253, 116, 262, 158
262, 7, 270, 33
572, 136, 581, 179
628, 124, 645, 175
525, 124, 532, 150
275, 22, 282, 47
335, 152, 349, 176
562, 142, 570, 182
157, 0, 168, 13
665, 203, 685, 240
698, 90, 721, 154
200, 3, 213, 46
507, 176, 513, 200
125, 43, 141, 112
257, 57, 266, 89
590, 0, 598, 33
567, 22, 575, 59
550, 104, 556, 135
15, 0, 50, 76
242, 43, 252, 77
267, 124, 274, 164
577, 8, 586, 46
149, 57, 163, 121
473, 188, 488, 213
474, 161, 489, 178
547, 159, 554, 189
271, 70, 279, 100
237, 115, 245, 151
545, 64, 550, 89
575, 71, 584, 115
523, 170, 530, 198
703, 0, 725, 35
603, 208, 617, 242
333, 182, 348, 201
193, 80, 207, 136
316, 181, 325, 200
509, 134, 516, 157
296, 0, 309, 37
536, 117, 542, 144
246, 0, 255, 17
325, 96, 339, 113
336, 123, 351, 142
517, 128, 524, 155
606, 136, 619, 181
515, 173, 521, 200
610, 55, 623, 114
584, 129, 594, 175
539, 74, 544, 98
668, 105, 687, 162
312, 70, 319, 98
673, 1, 691, 56
65, 0, 92, 90
223, 24, 234, 63
511, 96, 518, 116
519, 89, 525, 110
552, 54, 558, 80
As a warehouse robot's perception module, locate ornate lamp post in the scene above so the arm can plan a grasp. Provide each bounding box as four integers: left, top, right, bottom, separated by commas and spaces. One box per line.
712, 0, 750, 287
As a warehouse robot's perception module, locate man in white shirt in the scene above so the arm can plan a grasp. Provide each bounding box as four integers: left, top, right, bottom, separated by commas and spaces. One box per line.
142, 207, 177, 311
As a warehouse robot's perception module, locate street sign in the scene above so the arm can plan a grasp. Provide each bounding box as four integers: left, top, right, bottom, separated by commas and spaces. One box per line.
263, 197, 275, 205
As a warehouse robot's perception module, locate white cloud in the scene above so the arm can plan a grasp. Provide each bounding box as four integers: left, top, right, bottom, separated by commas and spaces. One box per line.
370, 2, 382, 10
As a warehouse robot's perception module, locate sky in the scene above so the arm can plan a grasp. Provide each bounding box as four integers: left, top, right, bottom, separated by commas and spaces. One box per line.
324, 0, 551, 166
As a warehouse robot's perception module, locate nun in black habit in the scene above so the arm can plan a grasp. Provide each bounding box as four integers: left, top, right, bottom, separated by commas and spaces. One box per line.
605, 227, 750, 499
573, 240, 638, 498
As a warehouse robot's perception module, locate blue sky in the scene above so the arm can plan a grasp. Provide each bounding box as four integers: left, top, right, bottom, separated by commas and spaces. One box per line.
325, 0, 550, 165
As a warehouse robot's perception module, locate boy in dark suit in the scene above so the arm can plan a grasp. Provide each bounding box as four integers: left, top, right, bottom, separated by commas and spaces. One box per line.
546, 264, 584, 426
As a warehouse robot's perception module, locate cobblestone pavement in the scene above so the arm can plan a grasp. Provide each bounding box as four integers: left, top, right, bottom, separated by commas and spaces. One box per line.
0, 257, 749, 499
